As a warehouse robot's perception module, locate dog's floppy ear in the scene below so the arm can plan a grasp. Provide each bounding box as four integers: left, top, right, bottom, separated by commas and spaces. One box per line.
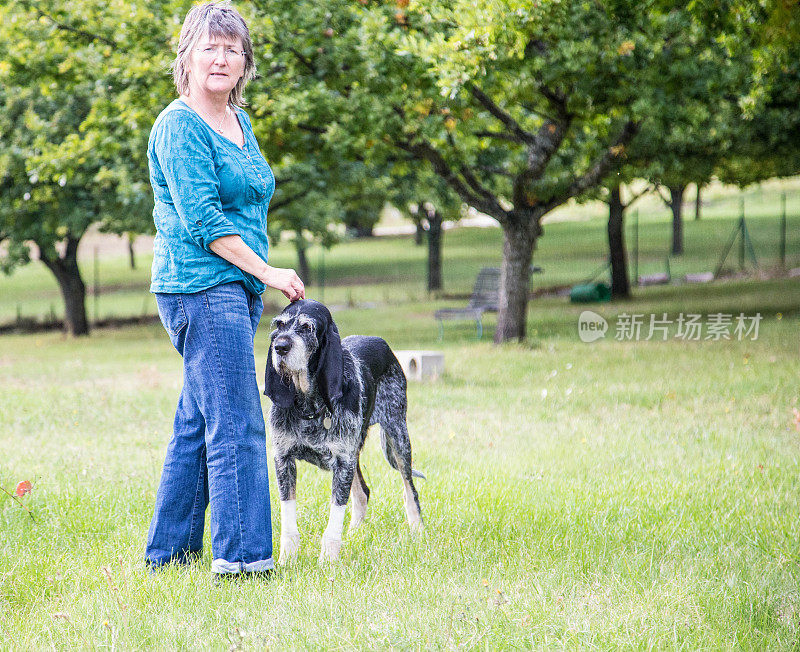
315, 318, 345, 413
315, 317, 360, 414
264, 330, 296, 407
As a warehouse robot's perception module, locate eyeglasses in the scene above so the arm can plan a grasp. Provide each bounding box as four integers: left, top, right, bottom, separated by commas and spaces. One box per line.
194, 45, 245, 62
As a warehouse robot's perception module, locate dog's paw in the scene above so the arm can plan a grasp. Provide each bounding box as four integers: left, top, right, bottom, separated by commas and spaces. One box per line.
318, 533, 342, 563
279, 533, 300, 564
409, 519, 424, 534
348, 513, 365, 534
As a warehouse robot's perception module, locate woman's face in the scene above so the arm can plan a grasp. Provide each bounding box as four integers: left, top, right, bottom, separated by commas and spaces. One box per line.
185, 32, 246, 100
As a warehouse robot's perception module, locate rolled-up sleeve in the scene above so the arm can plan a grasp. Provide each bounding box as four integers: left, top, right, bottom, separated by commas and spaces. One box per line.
152, 113, 240, 251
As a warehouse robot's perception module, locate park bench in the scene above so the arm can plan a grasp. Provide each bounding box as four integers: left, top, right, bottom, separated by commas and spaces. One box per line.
435, 267, 501, 340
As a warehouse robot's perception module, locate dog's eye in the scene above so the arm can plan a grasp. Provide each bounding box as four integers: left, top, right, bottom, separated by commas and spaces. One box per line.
300, 323, 312, 333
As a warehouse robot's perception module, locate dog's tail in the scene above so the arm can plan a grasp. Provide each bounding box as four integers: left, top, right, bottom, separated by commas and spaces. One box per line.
379, 427, 426, 480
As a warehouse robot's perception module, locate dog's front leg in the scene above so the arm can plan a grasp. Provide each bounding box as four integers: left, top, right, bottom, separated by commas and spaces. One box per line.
320, 458, 355, 563
275, 454, 300, 564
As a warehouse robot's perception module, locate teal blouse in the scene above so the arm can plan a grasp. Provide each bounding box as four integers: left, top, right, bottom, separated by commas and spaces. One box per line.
148, 98, 275, 296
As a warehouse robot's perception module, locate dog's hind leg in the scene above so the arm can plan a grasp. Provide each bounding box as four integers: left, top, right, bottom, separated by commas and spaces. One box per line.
374, 364, 423, 530
320, 458, 356, 563
379, 422, 423, 532
348, 458, 370, 533
275, 454, 300, 564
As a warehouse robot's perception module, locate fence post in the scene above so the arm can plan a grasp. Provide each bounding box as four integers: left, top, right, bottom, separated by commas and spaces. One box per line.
780, 192, 787, 269
318, 243, 325, 304
94, 246, 99, 323
739, 197, 745, 270
633, 208, 639, 286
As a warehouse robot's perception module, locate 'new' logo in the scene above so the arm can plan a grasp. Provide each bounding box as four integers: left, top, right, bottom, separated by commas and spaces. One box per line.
578, 311, 608, 343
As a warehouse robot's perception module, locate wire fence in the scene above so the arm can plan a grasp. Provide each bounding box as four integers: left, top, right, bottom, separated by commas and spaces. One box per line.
1, 185, 800, 331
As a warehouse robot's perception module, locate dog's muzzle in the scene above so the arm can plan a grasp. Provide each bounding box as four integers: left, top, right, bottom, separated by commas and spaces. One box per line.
272, 334, 308, 376
273, 336, 292, 356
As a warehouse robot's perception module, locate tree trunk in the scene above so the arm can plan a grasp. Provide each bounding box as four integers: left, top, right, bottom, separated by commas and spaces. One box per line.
607, 185, 630, 299
127, 233, 136, 269
408, 204, 425, 246
669, 184, 686, 255
427, 209, 443, 292
39, 235, 89, 336
694, 183, 702, 221
495, 220, 536, 343
294, 237, 312, 286
351, 224, 373, 238
414, 220, 425, 246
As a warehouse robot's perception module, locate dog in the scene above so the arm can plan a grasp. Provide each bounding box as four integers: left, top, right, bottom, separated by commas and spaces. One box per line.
264, 299, 423, 563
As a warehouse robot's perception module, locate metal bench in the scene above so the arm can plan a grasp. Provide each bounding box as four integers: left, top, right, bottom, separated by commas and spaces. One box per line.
435, 267, 501, 340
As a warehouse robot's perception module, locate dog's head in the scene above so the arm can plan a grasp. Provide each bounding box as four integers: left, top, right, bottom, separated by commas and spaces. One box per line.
264, 299, 354, 412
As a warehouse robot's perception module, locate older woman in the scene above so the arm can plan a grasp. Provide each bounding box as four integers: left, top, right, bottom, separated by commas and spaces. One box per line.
145, 1, 303, 579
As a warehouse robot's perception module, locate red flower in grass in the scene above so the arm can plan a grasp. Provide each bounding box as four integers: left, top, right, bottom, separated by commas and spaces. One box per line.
15, 480, 32, 497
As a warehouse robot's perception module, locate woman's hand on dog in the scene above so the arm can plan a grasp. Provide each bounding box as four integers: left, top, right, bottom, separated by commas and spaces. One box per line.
208, 235, 305, 301
264, 265, 305, 301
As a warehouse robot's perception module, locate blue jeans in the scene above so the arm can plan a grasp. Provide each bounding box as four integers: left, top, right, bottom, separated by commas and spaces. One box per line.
145, 282, 273, 574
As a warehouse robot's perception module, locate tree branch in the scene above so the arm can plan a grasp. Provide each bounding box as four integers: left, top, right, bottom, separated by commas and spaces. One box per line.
19, 1, 116, 47
520, 102, 559, 123
522, 37, 570, 110
34, 240, 61, 280
529, 117, 570, 172
473, 130, 520, 143
395, 137, 508, 224
268, 188, 312, 212
540, 120, 641, 214
295, 122, 327, 135
288, 47, 316, 74
509, 111, 572, 208
622, 184, 654, 210
468, 84, 536, 147
477, 165, 515, 178
655, 184, 672, 208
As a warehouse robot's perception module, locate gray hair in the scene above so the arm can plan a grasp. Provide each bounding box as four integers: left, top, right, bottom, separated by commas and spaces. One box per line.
172, 1, 256, 107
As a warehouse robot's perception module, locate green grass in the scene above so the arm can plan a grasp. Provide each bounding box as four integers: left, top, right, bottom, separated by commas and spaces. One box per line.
2, 185, 800, 646
1, 273, 800, 647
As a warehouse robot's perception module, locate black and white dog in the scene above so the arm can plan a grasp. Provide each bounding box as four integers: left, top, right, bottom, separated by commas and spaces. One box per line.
264, 300, 423, 563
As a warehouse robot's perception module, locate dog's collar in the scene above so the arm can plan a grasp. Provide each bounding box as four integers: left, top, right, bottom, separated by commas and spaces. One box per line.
291, 401, 332, 428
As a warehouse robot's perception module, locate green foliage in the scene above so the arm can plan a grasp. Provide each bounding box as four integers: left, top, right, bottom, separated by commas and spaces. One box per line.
0, 0, 182, 264
2, 0, 800, 334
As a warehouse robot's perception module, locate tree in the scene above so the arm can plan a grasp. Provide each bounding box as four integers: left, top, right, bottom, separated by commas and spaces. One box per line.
718, 45, 800, 184
254, 0, 756, 342
602, 183, 651, 299
666, 1, 800, 221
641, 26, 752, 255
385, 162, 462, 293
0, 0, 179, 334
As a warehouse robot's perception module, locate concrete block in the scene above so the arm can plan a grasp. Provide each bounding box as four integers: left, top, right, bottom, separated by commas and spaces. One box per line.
684, 272, 714, 284
395, 350, 444, 381
638, 273, 670, 286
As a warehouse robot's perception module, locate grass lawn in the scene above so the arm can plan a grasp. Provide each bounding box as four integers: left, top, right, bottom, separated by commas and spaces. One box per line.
1, 270, 799, 647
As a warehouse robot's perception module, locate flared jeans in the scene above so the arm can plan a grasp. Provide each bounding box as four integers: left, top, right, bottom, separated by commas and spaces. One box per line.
145, 281, 273, 574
